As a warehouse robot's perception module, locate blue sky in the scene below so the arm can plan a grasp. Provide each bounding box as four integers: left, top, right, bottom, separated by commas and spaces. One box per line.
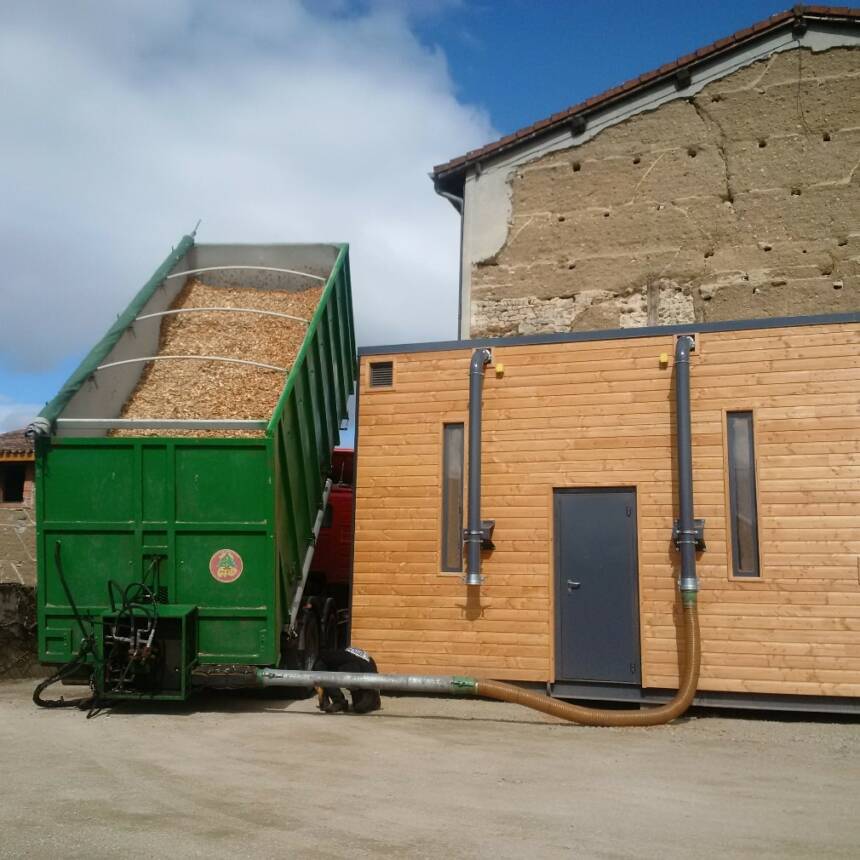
416, 1, 789, 136
0, 0, 791, 430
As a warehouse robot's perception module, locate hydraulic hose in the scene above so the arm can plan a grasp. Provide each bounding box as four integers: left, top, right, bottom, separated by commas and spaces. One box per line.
32, 647, 95, 710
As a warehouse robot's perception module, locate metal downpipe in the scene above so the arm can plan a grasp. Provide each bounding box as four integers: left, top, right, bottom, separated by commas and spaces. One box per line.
465, 348, 492, 586
674, 335, 699, 598
432, 185, 465, 338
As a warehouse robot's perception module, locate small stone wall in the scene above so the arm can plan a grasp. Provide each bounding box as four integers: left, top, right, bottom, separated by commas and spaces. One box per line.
0, 584, 37, 678
0, 465, 38, 678
0, 504, 36, 588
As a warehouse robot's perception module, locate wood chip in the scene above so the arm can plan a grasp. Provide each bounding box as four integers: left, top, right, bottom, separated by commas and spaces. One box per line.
112, 279, 323, 437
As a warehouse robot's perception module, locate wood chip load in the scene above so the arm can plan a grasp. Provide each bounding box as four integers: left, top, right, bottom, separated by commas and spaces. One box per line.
113, 278, 324, 437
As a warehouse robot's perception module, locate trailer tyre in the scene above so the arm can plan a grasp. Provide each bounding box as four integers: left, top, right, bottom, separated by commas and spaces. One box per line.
298, 607, 321, 671
321, 598, 338, 650
272, 608, 320, 699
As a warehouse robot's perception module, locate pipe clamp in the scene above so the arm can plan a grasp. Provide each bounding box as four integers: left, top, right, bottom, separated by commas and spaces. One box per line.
672, 519, 706, 551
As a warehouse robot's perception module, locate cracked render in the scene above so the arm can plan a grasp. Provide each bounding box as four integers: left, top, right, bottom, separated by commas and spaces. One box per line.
471, 47, 860, 337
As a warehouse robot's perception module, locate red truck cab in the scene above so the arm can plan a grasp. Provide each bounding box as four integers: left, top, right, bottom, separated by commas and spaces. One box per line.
313, 448, 354, 588
302, 448, 354, 650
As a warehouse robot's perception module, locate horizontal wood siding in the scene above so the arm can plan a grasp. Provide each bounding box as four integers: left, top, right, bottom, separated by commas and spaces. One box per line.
351, 322, 860, 696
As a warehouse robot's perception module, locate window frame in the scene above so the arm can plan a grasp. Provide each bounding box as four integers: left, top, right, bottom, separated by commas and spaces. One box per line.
725, 409, 762, 579
439, 421, 465, 574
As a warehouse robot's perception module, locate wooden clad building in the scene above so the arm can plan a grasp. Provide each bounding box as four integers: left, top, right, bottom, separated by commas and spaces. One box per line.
350, 313, 860, 709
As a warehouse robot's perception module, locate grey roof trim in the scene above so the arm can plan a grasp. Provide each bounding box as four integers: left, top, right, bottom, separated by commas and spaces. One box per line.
358, 311, 860, 357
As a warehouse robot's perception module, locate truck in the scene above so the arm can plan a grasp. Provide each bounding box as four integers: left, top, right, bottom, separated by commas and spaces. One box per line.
31, 234, 356, 703
305, 447, 354, 650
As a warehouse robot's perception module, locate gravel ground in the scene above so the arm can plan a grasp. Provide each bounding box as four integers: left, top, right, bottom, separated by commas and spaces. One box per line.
1, 678, 858, 859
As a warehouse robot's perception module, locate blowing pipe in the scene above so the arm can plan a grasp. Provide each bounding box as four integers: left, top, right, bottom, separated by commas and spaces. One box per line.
256, 619, 699, 726
258, 669, 477, 695
261, 337, 700, 726
465, 347, 492, 586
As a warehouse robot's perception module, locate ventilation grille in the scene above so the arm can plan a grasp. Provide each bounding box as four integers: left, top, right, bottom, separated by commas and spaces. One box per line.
369, 361, 394, 388
157, 586, 169, 604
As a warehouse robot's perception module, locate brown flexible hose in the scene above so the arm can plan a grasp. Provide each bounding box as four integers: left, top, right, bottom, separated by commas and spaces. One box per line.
476, 600, 700, 726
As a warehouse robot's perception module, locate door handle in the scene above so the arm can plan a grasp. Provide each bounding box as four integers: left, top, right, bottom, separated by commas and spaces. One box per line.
567, 580, 581, 590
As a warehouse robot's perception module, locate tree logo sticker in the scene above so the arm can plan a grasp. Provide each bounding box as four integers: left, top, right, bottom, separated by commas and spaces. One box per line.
209, 549, 244, 583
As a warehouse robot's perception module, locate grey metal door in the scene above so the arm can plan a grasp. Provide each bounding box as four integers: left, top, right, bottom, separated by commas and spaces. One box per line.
554, 488, 641, 684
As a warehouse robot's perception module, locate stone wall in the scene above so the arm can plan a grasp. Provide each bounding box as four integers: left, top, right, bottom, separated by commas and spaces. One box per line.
0, 464, 36, 587
471, 47, 860, 337
0, 584, 37, 678
0, 464, 37, 678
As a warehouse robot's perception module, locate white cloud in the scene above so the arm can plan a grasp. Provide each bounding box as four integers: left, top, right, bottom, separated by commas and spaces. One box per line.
0, 1, 494, 373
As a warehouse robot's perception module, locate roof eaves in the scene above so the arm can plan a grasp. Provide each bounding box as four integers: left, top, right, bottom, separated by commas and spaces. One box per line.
430, 6, 859, 182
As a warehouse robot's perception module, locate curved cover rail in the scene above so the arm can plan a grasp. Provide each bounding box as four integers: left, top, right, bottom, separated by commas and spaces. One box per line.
56, 418, 267, 431
95, 355, 288, 373
135, 307, 309, 324
165, 265, 325, 282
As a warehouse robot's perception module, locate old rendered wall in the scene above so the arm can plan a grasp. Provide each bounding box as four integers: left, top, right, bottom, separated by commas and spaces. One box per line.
351, 320, 860, 697
0, 463, 38, 677
470, 47, 860, 337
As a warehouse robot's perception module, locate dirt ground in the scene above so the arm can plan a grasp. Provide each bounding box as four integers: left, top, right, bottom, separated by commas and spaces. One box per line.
0, 679, 858, 859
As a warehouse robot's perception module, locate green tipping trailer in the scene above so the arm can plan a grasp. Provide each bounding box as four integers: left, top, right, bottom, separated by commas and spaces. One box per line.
31, 235, 356, 702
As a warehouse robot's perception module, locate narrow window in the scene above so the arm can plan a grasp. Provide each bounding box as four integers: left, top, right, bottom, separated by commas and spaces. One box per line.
369, 361, 393, 388
727, 411, 760, 577
441, 423, 465, 572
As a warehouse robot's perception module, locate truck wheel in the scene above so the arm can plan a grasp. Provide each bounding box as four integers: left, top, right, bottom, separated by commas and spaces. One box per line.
272, 608, 320, 699
298, 607, 320, 671
322, 599, 338, 650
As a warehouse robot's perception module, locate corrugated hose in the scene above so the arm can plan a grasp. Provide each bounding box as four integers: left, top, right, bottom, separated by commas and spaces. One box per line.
476, 598, 700, 726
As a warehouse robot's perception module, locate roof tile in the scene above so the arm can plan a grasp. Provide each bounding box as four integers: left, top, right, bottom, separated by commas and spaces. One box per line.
0, 430, 33, 456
